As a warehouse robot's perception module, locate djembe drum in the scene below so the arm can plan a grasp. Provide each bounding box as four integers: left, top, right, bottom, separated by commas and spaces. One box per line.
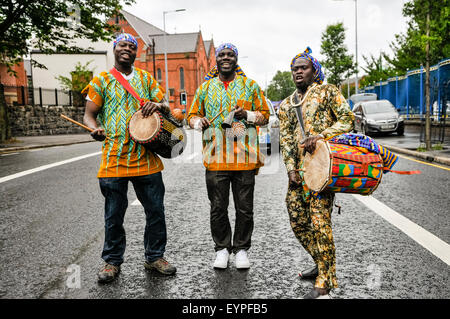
129, 110, 186, 158
302, 139, 384, 195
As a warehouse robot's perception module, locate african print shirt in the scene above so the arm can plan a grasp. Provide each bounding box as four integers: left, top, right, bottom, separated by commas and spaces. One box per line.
279, 83, 354, 173
82, 67, 165, 178
187, 75, 270, 171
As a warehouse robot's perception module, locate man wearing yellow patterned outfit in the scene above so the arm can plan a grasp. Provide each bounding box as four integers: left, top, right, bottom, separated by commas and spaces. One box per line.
187, 43, 269, 270
82, 33, 176, 283
278, 47, 354, 299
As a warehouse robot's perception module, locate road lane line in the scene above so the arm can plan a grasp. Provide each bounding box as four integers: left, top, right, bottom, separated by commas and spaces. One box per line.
0, 151, 101, 184
1, 153, 19, 156
353, 194, 450, 266
131, 199, 141, 206
396, 153, 450, 171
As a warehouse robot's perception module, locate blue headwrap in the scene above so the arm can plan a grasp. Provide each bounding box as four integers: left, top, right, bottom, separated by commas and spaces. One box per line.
205, 42, 246, 81
290, 47, 324, 85
113, 33, 138, 49
215, 43, 238, 57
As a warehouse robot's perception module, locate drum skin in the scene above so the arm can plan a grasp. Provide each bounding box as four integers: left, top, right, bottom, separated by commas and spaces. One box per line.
129, 110, 186, 158
303, 139, 384, 195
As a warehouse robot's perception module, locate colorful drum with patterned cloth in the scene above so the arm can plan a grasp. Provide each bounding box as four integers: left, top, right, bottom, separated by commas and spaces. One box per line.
129, 110, 186, 159
303, 139, 384, 195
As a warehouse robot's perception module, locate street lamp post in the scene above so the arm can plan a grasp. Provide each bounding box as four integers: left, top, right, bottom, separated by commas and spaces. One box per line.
334, 0, 358, 94
163, 9, 186, 102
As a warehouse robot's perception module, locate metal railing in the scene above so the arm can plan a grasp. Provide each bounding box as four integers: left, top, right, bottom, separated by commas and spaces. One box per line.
1, 84, 85, 107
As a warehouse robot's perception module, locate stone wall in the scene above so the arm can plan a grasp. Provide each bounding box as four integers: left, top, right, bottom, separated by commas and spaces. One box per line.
7, 104, 86, 136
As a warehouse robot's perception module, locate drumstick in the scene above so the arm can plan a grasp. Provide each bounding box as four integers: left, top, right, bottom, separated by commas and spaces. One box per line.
60, 114, 112, 141
209, 107, 236, 123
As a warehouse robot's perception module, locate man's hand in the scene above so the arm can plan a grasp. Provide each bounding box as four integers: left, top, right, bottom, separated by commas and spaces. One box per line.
190, 117, 211, 130
299, 135, 324, 155
288, 170, 301, 190
141, 101, 161, 117
90, 128, 106, 141
234, 107, 247, 120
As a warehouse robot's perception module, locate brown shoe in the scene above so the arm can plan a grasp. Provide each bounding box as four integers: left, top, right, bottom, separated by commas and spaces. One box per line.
97, 263, 120, 283
144, 258, 176, 275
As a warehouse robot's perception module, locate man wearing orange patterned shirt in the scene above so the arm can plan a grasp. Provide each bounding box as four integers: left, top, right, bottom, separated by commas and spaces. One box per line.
187, 43, 269, 269
82, 33, 176, 283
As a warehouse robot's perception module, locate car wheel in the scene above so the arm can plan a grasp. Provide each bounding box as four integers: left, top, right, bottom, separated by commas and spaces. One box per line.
361, 124, 367, 136
397, 126, 404, 136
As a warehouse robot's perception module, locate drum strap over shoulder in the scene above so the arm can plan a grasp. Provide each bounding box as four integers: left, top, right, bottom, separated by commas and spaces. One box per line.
292, 93, 308, 143
290, 84, 320, 142
110, 67, 145, 107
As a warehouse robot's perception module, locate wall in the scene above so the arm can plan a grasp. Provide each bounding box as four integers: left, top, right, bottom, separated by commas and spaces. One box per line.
31, 52, 111, 90
8, 104, 86, 136
30, 37, 114, 90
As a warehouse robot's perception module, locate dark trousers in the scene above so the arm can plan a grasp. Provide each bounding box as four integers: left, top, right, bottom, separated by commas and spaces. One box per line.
99, 172, 166, 266
205, 170, 256, 254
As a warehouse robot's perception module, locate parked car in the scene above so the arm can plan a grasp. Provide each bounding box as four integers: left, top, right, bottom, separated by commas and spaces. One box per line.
349, 93, 377, 110
258, 98, 280, 155
353, 99, 404, 136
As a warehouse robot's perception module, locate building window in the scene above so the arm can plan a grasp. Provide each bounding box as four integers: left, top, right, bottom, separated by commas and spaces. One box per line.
179, 67, 185, 90
157, 68, 162, 82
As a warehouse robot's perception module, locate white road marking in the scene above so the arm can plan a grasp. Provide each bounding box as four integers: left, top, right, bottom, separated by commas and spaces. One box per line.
1, 152, 19, 156
131, 199, 141, 206
353, 194, 450, 266
0, 152, 101, 184
185, 152, 200, 161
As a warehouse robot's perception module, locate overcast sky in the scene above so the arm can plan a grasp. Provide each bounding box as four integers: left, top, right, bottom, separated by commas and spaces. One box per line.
125, 0, 409, 88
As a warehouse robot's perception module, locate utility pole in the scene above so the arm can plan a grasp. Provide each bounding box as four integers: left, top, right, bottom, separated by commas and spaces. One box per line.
425, 4, 431, 151
151, 38, 156, 80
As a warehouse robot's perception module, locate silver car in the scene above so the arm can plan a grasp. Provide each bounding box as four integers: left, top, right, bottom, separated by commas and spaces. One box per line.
353, 99, 404, 136
258, 99, 280, 155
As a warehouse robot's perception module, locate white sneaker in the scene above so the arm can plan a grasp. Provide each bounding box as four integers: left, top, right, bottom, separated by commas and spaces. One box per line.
235, 250, 250, 269
213, 248, 230, 269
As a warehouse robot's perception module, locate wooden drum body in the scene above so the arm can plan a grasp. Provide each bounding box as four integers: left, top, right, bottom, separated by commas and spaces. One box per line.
303, 139, 383, 195
129, 110, 186, 158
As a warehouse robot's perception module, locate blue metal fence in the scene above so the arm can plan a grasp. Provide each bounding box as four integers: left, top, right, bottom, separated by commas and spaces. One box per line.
362, 58, 450, 120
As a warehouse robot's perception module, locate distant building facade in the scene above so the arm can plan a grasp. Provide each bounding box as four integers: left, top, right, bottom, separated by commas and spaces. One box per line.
26, 10, 216, 112
115, 10, 216, 112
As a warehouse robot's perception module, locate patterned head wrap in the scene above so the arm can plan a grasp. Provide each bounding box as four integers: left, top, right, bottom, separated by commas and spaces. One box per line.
215, 43, 238, 57
113, 33, 138, 49
290, 47, 324, 85
205, 42, 246, 81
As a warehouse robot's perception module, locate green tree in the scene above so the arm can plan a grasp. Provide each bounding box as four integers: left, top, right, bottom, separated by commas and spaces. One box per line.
0, 0, 134, 142
384, 0, 450, 72
56, 60, 95, 106
320, 22, 356, 87
385, 0, 449, 150
266, 71, 296, 101
359, 53, 396, 89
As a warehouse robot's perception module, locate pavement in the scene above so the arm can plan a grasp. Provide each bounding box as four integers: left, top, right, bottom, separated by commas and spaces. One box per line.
1, 128, 450, 166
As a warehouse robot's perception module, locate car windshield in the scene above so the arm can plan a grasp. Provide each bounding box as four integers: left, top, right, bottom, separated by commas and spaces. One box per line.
363, 102, 396, 114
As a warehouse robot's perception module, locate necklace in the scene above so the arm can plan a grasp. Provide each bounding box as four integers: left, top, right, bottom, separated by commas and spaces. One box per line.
289, 83, 318, 107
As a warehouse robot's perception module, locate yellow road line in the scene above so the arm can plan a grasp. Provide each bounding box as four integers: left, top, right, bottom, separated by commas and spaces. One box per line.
396, 153, 450, 171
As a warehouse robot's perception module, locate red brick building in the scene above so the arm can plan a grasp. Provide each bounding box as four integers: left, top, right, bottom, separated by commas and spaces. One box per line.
0, 62, 29, 105
113, 10, 216, 113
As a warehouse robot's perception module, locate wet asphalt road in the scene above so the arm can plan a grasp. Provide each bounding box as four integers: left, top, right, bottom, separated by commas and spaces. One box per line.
0, 130, 449, 299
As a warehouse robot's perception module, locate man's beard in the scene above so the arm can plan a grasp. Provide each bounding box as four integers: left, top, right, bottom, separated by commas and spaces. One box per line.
217, 64, 237, 77
296, 80, 313, 92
